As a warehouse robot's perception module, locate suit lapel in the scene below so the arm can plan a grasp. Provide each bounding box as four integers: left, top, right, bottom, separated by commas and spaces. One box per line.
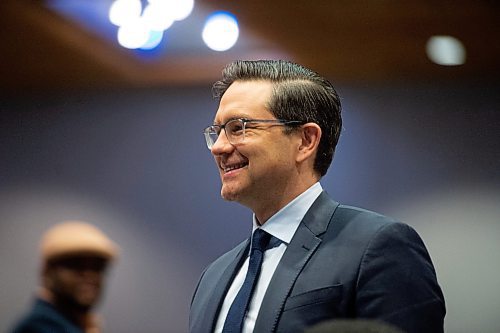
196, 240, 249, 332
253, 192, 339, 332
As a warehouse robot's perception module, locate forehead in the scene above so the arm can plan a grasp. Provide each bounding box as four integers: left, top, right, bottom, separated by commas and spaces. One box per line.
214, 80, 274, 122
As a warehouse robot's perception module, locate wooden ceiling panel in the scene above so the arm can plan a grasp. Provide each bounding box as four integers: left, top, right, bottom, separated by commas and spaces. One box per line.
1, 0, 498, 91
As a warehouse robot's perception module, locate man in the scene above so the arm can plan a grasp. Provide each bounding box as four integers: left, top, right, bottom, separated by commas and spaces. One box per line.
10, 221, 118, 333
190, 60, 445, 333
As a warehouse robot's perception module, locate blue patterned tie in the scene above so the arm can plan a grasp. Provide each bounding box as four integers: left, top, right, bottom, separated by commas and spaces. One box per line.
222, 229, 273, 333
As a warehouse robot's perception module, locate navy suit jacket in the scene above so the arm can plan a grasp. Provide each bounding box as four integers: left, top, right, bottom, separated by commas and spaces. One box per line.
190, 192, 445, 333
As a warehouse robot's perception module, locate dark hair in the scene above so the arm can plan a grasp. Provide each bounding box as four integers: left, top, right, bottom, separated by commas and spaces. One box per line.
212, 60, 342, 177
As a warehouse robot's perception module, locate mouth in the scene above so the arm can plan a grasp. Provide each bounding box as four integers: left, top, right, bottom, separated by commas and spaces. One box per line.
76, 282, 100, 302
221, 161, 248, 174
79, 281, 99, 292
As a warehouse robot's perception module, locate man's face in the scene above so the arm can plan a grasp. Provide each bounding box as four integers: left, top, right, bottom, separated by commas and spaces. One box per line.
211, 80, 302, 211
44, 255, 109, 311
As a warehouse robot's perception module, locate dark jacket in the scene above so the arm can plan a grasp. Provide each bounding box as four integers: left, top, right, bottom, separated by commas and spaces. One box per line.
10, 298, 84, 333
190, 192, 446, 333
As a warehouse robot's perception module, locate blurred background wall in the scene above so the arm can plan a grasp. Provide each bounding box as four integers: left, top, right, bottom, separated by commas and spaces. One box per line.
2, 83, 499, 332
1, 1, 499, 332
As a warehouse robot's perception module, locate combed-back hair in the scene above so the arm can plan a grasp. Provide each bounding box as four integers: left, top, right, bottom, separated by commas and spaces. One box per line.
212, 60, 342, 177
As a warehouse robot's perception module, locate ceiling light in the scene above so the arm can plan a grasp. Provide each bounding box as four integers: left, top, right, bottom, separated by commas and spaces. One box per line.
142, 4, 175, 31
426, 35, 466, 66
140, 30, 164, 50
117, 18, 150, 49
109, 0, 142, 27
109, 0, 195, 50
202, 11, 239, 52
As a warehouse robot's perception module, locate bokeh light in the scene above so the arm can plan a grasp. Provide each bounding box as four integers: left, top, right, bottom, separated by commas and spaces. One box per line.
109, 0, 194, 50
426, 35, 466, 66
202, 11, 239, 52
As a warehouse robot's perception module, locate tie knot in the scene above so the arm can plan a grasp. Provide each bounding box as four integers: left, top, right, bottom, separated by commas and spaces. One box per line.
251, 229, 272, 252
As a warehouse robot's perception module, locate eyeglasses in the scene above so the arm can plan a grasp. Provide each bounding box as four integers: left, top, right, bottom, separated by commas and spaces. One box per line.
203, 118, 303, 149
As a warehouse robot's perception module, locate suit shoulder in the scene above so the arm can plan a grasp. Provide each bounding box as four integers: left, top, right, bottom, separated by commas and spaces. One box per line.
10, 313, 75, 333
10, 300, 82, 333
332, 204, 419, 238
336, 204, 398, 225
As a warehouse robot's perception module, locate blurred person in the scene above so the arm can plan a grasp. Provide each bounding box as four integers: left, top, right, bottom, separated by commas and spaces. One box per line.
189, 60, 445, 333
304, 319, 405, 333
10, 221, 118, 333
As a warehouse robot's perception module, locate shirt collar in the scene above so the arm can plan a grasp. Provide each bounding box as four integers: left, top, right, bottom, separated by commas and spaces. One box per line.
252, 182, 323, 245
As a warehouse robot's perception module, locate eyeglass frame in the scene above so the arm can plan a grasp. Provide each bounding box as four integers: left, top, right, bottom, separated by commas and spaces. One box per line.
203, 118, 304, 149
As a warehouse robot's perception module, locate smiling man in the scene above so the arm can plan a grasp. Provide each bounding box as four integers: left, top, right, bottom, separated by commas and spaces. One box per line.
190, 60, 445, 333
10, 221, 118, 333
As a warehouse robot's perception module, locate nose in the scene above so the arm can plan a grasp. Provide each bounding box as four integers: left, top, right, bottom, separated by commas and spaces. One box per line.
77, 268, 103, 283
210, 129, 234, 156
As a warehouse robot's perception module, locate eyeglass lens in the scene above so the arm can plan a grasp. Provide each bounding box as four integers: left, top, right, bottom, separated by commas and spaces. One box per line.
206, 119, 245, 148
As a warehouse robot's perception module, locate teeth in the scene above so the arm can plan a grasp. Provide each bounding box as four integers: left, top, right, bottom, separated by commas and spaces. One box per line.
223, 163, 246, 172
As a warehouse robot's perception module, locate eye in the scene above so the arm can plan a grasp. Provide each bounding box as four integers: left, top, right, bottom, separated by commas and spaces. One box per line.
227, 120, 244, 135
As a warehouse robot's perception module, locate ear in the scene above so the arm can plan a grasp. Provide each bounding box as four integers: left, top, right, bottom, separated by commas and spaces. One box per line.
296, 123, 321, 164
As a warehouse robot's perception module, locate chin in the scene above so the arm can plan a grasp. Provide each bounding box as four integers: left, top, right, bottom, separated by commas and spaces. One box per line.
220, 185, 241, 202
71, 299, 95, 312
75, 293, 101, 309
221, 191, 237, 202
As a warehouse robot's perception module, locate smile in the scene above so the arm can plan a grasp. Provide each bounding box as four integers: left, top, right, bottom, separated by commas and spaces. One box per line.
222, 162, 248, 173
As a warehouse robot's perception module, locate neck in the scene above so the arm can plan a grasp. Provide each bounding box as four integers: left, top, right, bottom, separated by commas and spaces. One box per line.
252, 178, 318, 224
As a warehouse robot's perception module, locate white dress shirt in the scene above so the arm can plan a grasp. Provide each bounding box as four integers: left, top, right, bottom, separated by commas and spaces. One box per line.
214, 182, 323, 333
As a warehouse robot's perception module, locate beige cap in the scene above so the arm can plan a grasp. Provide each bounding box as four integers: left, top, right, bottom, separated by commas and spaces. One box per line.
40, 221, 118, 262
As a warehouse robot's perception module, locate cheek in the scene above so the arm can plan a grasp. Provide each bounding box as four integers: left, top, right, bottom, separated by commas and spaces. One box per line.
57, 271, 77, 290
95, 273, 106, 286
262, 145, 294, 167
46, 271, 72, 295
